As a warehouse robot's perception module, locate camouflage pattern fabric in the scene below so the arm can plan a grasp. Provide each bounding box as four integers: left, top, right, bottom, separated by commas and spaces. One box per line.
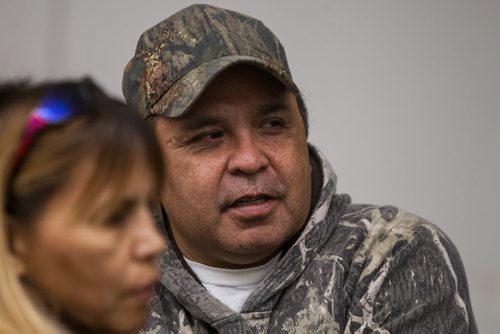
140, 145, 477, 333
122, 4, 300, 119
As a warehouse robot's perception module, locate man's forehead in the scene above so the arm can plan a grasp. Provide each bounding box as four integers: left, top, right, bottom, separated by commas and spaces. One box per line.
186, 67, 290, 105
205, 64, 287, 89
180, 95, 295, 123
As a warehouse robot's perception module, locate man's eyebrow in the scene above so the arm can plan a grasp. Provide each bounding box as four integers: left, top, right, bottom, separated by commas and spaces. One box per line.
179, 116, 224, 131
179, 101, 290, 131
257, 101, 291, 115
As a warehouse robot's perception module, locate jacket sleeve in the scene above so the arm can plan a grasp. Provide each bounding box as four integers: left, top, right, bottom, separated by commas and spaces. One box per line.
344, 209, 478, 333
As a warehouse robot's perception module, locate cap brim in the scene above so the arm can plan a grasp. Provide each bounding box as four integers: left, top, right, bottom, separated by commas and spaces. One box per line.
149, 55, 299, 118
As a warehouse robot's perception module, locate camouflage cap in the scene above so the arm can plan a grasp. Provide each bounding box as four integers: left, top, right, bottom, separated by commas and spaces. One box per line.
122, 4, 300, 118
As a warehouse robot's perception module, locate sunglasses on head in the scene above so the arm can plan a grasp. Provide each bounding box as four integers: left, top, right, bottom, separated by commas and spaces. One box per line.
13, 82, 89, 169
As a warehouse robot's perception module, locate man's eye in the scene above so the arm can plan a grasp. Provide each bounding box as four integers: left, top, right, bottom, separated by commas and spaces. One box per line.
205, 131, 223, 140
191, 131, 223, 143
262, 119, 285, 128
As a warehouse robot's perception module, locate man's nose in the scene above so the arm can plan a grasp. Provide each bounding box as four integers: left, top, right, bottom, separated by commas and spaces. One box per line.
227, 134, 269, 175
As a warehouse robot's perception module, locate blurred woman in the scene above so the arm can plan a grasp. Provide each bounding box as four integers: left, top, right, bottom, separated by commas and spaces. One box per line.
0, 78, 165, 333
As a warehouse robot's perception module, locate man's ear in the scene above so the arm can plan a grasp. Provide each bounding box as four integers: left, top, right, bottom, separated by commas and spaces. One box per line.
8, 224, 30, 276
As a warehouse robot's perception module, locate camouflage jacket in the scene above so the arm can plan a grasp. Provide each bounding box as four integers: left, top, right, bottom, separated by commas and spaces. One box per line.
141, 146, 477, 333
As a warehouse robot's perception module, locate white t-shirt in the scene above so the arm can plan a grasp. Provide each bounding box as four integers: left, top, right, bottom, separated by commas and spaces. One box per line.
184, 254, 281, 312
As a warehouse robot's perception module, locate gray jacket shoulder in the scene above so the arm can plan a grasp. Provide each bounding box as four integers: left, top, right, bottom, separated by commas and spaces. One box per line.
329, 203, 478, 333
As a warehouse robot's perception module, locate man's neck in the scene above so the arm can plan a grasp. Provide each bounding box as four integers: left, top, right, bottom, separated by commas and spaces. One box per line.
184, 253, 281, 312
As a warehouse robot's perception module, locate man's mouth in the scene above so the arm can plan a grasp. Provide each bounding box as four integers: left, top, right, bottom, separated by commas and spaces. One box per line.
221, 192, 279, 213
221, 193, 277, 219
231, 195, 270, 207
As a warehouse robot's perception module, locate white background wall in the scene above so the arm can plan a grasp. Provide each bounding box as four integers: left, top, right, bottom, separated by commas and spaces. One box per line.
1, 0, 498, 331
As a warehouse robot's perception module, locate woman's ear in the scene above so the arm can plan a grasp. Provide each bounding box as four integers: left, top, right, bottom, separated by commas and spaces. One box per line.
8, 224, 29, 276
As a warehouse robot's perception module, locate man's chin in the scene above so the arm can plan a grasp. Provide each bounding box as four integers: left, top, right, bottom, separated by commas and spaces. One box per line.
220, 239, 285, 267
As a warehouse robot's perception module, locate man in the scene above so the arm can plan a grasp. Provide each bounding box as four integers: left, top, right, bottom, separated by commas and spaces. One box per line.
122, 4, 477, 333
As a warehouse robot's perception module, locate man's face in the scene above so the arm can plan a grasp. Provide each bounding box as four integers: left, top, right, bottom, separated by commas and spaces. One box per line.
154, 65, 311, 268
